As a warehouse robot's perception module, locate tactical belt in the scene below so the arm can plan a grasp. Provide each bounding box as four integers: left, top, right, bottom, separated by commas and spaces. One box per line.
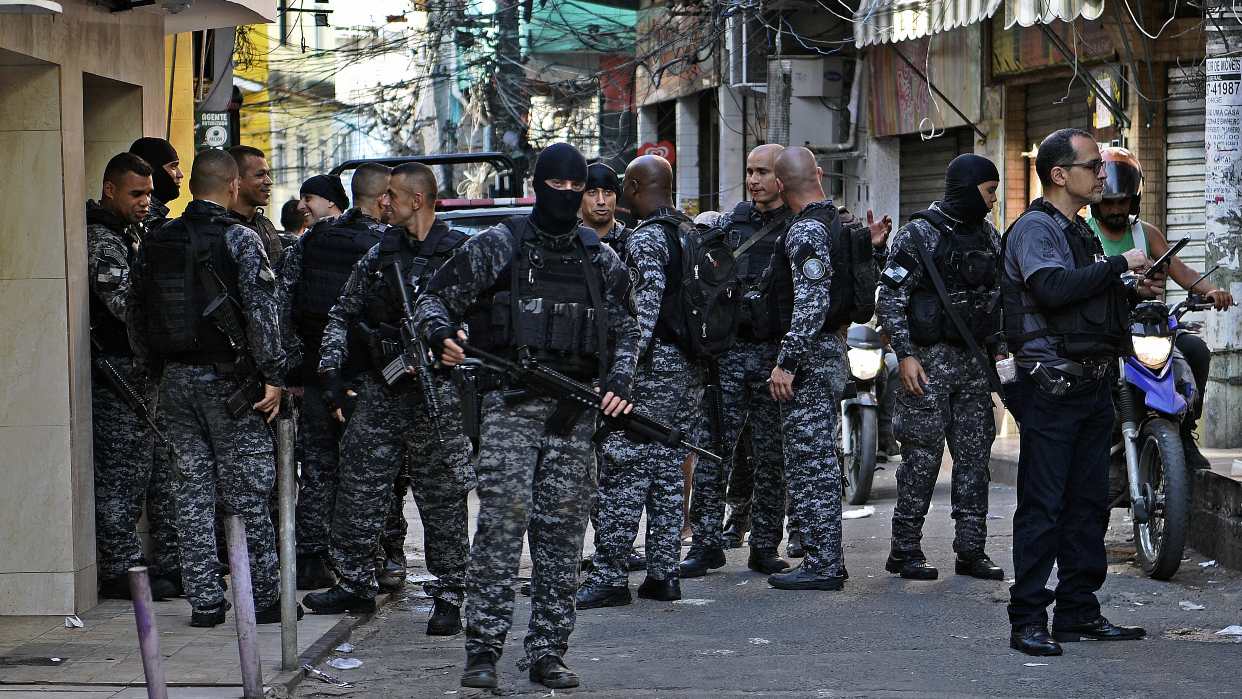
1047, 357, 1112, 380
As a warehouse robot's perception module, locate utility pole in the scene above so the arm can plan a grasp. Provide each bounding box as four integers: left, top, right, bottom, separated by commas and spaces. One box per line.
488, 0, 529, 186
766, 14, 790, 145
1202, 0, 1242, 447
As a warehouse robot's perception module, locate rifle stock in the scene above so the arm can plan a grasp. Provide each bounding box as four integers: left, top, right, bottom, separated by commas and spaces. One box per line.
89, 332, 182, 464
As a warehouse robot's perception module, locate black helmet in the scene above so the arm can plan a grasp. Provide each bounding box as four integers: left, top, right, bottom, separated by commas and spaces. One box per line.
1096, 146, 1143, 216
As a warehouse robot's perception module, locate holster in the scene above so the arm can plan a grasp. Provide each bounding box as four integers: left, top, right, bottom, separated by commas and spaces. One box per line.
453, 363, 481, 455
545, 398, 588, 437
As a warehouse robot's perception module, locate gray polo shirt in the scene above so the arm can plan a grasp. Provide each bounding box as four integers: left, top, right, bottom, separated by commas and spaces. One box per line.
1002, 210, 1077, 368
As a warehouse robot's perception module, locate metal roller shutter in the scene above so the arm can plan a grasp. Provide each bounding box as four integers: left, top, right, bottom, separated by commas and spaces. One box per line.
1025, 79, 1092, 147
898, 127, 974, 225
1165, 65, 1207, 305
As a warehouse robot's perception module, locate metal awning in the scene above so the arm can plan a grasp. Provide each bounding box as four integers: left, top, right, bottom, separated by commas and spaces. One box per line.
1005, 0, 1104, 27
855, 0, 1003, 47
163, 0, 277, 34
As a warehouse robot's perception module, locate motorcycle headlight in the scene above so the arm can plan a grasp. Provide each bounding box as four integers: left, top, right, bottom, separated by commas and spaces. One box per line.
1132, 335, 1173, 370
847, 347, 883, 381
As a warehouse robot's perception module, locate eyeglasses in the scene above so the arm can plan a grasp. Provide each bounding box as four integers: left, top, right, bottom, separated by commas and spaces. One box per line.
1061, 159, 1105, 173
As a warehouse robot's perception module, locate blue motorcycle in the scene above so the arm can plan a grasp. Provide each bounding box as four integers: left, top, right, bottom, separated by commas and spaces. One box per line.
1112, 296, 1210, 580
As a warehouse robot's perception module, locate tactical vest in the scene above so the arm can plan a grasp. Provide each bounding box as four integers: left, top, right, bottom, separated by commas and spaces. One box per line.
727, 202, 788, 341
466, 217, 608, 381
907, 211, 1000, 347
87, 208, 138, 355
1001, 198, 1130, 358
140, 209, 241, 362
637, 211, 690, 349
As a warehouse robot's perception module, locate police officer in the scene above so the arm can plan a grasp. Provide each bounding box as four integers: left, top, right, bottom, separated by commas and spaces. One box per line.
280, 198, 309, 243
303, 163, 474, 639
877, 154, 1006, 581
129, 137, 183, 232
1002, 128, 1149, 656
580, 162, 626, 250
279, 163, 390, 590
765, 147, 889, 591
127, 148, 296, 627
299, 174, 349, 223
577, 154, 704, 608
88, 153, 165, 599
682, 143, 792, 578
416, 142, 638, 690
228, 145, 284, 267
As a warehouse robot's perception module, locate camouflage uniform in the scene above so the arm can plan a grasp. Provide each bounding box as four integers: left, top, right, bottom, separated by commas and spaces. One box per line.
234, 209, 285, 271
876, 210, 999, 556
413, 222, 639, 664
318, 226, 474, 603
87, 202, 153, 583
127, 199, 287, 613
584, 217, 704, 588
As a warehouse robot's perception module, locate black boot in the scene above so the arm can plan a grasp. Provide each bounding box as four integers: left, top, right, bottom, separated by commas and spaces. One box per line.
461, 651, 498, 689
636, 575, 682, 601
767, 565, 846, 591
575, 583, 632, 609
885, 549, 938, 580
1052, 615, 1146, 642
722, 516, 750, 549
678, 545, 726, 578
296, 553, 337, 590
255, 599, 305, 624
785, 530, 805, 559
377, 556, 407, 593
955, 552, 1004, 580
747, 547, 790, 574
1010, 624, 1062, 656
529, 654, 580, 689
99, 576, 136, 600
149, 571, 184, 599
1182, 434, 1211, 470
190, 600, 230, 628
302, 585, 377, 614
427, 598, 462, 636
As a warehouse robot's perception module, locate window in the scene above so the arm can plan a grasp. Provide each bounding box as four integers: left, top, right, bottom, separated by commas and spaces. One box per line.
297, 135, 308, 183
319, 137, 328, 173
272, 134, 286, 185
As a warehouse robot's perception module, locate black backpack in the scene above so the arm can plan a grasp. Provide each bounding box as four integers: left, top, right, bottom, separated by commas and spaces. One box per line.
831, 206, 879, 326
642, 213, 740, 358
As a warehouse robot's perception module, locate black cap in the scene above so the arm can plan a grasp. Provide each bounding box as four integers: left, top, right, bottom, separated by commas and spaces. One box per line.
300, 174, 349, 213
585, 163, 620, 194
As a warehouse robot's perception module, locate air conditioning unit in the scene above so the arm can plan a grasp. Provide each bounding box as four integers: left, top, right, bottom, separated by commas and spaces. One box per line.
726, 11, 767, 89
782, 57, 847, 99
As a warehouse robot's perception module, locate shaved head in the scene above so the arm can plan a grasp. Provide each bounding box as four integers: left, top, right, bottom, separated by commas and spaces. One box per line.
622, 154, 674, 218
351, 162, 391, 201
391, 162, 438, 199
189, 148, 240, 198
774, 147, 821, 192
750, 143, 784, 166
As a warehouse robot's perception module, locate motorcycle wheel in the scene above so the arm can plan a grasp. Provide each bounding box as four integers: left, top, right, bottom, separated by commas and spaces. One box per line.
1133, 418, 1190, 580
844, 407, 878, 506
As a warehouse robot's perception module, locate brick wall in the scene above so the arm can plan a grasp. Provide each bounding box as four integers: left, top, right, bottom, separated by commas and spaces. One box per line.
1002, 84, 1027, 229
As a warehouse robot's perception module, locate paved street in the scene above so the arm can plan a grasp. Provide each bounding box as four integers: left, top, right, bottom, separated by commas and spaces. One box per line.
296, 465, 1242, 698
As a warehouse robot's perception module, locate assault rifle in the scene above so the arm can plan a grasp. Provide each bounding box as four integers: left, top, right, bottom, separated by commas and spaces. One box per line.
201, 293, 266, 418
89, 332, 181, 461
385, 260, 444, 443
702, 361, 729, 465
461, 343, 723, 462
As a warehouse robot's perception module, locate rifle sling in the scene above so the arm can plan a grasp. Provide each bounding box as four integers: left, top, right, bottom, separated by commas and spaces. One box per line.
733, 212, 791, 260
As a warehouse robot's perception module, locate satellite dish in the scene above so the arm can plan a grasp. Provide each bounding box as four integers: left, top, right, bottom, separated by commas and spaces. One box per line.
0, 0, 63, 13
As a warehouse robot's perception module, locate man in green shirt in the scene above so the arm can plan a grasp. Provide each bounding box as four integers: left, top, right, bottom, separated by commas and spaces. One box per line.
1089, 147, 1234, 469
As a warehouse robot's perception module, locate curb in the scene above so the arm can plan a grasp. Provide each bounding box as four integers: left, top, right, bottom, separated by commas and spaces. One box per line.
269, 590, 398, 696
990, 449, 1019, 487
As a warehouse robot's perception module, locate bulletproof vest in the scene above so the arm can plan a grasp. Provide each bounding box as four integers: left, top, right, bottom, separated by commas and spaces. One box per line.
638, 209, 690, 349
139, 204, 241, 361
361, 221, 464, 329
235, 210, 283, 268
1001, 198, 1130, 358
467, 216, 608, 381
296, 211, 385, 346
727, 202, 789, 341
907, 210, 1000, 346
86, 205, 140, 355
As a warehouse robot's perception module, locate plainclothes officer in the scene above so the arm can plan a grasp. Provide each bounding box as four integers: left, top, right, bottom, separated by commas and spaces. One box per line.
279, 163, 390, 590
683, 143, 792, 578
129, 137, 183, 232
303, 163, 474, 639
577, 154, 704, 609
1087, 146, 1236, 469
300, 174, 349, 222
877, 154, 1006, 581
765, 147, 889, 591
416, 142, 639, 690
126, 148, 297, 627
580, 162, 627, 250
228, 146, 284, 267
1002, 128, 1149, 656
88, 153, 168, 599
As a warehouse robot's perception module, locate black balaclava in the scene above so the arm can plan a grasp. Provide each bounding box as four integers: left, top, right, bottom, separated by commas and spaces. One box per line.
530, 142, 588, 244
129, 137, 180, 203
940, 154, 999, 224
585, 162, 621, 194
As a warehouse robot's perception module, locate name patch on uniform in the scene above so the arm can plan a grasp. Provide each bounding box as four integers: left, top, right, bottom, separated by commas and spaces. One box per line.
801, 257, 827, 281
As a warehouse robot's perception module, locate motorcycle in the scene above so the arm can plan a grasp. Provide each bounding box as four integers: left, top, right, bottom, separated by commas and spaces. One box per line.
1111, 295, 1210, 580
841, 324, 885, 505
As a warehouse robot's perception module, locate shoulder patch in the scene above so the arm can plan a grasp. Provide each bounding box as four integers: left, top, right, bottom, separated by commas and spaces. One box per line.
802, 257, 827, 281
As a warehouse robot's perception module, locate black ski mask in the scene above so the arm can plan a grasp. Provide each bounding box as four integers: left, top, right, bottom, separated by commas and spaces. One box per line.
129, 137, 181, 204
529, 143, 588, 244
940, 154, 999, 224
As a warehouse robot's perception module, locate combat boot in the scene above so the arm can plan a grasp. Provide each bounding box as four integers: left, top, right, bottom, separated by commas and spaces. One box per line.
955, 552, 1004, 580
747, 547, 790, 574
427, 598, 462, 636
296, 553, 337, 590
189, 600, 230, 628
150, 571, 184, 599
785, 530, 805, 558
377, 557, 407, 593
575, 583, 632, 609
886, 549, 938, 580
529, 654, 580, 689
678, 544, 726, 578
99, 576, 136, 601
767, 565, 846, 591
302, 585, 377, 615
636, 575, 681, 601
255, 599, 305, 624
461, 651, 498, 689
722, 515, 750, 548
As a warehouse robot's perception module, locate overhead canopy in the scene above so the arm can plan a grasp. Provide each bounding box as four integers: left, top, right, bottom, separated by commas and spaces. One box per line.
1005, 0, 1104, 27
854, 0, 1002, 47
162, 0, 277, 34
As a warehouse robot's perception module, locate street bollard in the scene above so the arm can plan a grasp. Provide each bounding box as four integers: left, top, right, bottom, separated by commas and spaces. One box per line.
224, 514, 264, 699
127, 566, 168, 699
276, 416, 299, 670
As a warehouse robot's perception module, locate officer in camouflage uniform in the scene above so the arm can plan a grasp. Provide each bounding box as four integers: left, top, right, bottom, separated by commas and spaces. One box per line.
683, 144, 792, 578
279, 163, 391, 590
127, 149, 296, 627
764, 148, 889, 591
877, 154, 1006, 581
416, 143, 639, 690
577, 154, 704, 609
88, 153, 164, 599
302, 163, 474, 638
228, 146, 284, 268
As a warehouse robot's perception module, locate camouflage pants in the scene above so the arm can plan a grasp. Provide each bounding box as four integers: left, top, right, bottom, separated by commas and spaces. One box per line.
465, 392, 596, 663
778, 334, 849, 576
587, 341, 704, 586
92, 355, 154, 581
329, 374, 473, 602
890, 343, 995, 555
295, 379, 347, 556
146, 404, 181, 579
159, 363, 278, 611
690, 341, 786, 551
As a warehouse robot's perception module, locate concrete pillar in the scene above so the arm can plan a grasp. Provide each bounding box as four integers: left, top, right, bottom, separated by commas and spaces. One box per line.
864, 136, 900, 223
717, 84, 746, 210
675, 95, 700, 213
637, 104, 658, 147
